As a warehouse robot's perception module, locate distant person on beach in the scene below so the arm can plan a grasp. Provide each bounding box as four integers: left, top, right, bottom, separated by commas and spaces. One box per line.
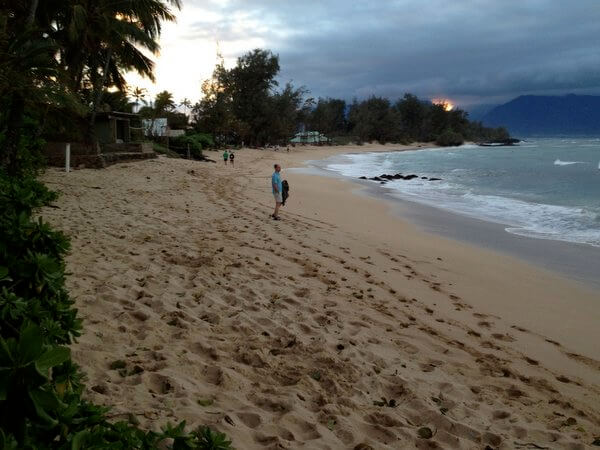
223, 150, 229, 166
229, 152, 235, 167
271, 164, 283, 220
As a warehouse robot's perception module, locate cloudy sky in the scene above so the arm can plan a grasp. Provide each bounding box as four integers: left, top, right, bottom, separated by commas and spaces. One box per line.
127, 0, 600, 109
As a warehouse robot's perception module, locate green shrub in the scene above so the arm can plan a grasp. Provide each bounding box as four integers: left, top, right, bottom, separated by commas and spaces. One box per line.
153, 142, 181, 158
0, 118, 48, 177
435, 129, 464, 147
0, 172, 233, 449
170, 133, 215, 159
186, 132, 214, 148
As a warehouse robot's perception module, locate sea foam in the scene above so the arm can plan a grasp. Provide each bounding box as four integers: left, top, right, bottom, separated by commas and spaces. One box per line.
554, 159, 586, 166
323, 140, 600, 247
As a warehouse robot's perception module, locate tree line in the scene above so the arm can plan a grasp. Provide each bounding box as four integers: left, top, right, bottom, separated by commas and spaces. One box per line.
126, 48, 509, 149
188, 49, 509, 147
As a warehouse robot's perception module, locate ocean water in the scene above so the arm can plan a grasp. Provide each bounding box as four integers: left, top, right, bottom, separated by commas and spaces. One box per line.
325, 138, 600, 247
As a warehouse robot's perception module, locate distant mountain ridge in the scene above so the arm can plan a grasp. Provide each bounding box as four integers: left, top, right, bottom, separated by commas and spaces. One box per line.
481, 94, 600, 136
464, 104, 498, 121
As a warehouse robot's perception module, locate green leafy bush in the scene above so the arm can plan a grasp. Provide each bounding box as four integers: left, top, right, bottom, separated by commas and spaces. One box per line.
0, 172, 233, 449
435, 129, 464, 147
170, 133, 214, 159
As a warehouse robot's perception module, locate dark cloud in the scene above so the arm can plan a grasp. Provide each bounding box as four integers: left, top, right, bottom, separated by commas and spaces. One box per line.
186, 0, 600, 106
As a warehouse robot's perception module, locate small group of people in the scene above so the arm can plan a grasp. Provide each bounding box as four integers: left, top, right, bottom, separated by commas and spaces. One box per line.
222, 150, 235, 167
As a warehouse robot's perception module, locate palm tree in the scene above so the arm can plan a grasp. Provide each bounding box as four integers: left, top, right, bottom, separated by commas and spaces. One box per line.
180, 97, 192, 116
179, 97, 192, 125
1, 0, 182, 169
130, 87, 148, 113
154, 90, 176, 115
52, 0, 182, 136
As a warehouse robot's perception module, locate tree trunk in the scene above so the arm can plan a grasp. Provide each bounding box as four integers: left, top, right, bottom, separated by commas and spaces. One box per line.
26, 0, 39, 25
88, 47, 113, 141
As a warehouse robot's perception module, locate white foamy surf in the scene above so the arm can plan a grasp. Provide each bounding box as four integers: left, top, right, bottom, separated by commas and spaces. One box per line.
324, 139, 600, 247
554, 159, 586, 166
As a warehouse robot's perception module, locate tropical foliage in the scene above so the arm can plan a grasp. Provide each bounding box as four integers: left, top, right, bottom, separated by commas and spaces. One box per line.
0, 0, 182, 174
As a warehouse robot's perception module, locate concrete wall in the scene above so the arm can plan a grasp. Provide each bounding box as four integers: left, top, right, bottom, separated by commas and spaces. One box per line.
43, 142, 104, 168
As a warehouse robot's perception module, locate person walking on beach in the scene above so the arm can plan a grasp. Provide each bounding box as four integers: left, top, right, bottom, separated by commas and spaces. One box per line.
223, 149, 229, 166
271, 163, 283, 220
229, 151, 235, 167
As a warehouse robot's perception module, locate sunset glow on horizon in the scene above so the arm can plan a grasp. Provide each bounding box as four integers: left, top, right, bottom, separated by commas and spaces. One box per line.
432, 98, 455, 111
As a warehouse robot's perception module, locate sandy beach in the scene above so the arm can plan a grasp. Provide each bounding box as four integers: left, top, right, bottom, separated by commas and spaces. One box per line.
41, 144, 599, 449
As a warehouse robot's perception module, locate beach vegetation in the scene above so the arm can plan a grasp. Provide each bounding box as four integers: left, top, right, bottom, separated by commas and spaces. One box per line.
169, 133, 214, 159
435, 128, 464, 146
306, 98, 348, 137
348, 96, 402, 144
153, 142, 181, 158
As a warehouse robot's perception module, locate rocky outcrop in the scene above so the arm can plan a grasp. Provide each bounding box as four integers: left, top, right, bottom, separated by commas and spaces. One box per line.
360, 173, 442, 183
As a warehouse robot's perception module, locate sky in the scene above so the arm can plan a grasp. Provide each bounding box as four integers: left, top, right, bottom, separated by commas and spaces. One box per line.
126, 0, 600, 110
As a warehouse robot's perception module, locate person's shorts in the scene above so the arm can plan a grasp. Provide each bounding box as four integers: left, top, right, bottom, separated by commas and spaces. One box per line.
273, 192, 283, 203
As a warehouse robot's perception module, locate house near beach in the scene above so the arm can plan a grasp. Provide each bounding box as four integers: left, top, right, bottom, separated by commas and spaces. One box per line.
43, 110, 155, 169
290, 131, 331, 144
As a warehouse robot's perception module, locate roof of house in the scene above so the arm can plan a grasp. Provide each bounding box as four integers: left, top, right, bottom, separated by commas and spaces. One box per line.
290, 131, 331, 143
95, 111, 139, 120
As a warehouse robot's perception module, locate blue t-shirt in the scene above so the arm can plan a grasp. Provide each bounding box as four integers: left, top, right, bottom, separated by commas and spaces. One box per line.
272, 171, 282, 194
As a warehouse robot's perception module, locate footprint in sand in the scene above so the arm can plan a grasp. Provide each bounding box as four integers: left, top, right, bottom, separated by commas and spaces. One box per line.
237, 411, 262, 429
491, 333, 515, 342
147, 373, 174, 395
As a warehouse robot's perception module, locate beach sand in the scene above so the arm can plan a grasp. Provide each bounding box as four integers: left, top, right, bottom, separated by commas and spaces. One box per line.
41, 144, 599, 449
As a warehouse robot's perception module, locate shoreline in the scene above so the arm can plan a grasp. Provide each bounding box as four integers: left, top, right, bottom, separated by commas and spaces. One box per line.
40, 145, 600, 449
298, 154, 600, 289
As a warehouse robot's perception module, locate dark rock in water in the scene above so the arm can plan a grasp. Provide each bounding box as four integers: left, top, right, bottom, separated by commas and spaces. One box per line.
478, 138, 521, 146
380, 181, 386, 184
366, 172, 439, 182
